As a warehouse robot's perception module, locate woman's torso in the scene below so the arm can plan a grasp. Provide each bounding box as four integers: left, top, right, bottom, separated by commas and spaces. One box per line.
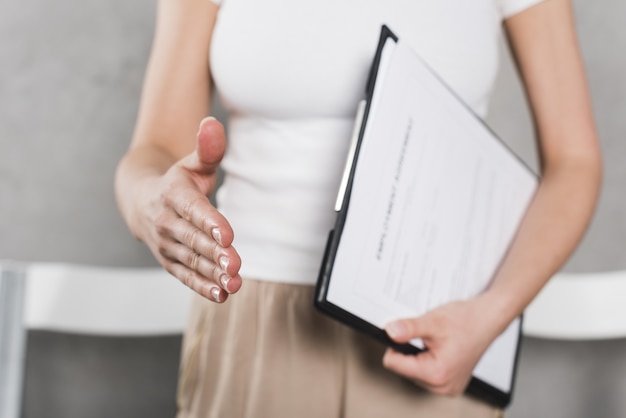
211, 0, 512, 284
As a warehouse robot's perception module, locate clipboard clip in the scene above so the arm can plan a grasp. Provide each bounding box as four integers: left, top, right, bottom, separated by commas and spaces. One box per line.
334, 99, 367, 212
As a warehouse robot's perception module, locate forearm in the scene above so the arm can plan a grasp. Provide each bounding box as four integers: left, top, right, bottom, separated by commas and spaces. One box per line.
479, 153, 601, 336
475, 0, 604, 336
114, 0, 217, 240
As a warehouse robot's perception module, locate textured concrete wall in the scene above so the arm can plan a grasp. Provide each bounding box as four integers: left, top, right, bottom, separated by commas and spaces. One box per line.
0, 0, 157, 267
1, 0, 625, 417
0, 1, 176, 417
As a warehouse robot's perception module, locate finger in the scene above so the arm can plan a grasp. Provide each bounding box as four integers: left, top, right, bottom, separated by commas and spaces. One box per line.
161, 240, 220, 280
164, 260, 228, 303
179, 117, 226, 176
386, 316, 432, 343
163, 216, 218, 256
383, 348, 430, 382
160, 240, 242, 293
163, 187, 235, 248
383, 348, 451, 394
162, 217, 242, 275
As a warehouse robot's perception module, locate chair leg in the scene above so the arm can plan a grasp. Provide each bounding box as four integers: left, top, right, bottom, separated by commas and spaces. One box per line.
0, 264, 28, 418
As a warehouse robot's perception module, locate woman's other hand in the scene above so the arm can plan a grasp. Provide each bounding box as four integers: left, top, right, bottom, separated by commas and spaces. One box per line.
382, 297, 497, 396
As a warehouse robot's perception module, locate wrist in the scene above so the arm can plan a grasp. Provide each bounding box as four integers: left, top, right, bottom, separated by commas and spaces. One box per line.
473, 287, 522, 340
115, 163, 159, 243
115, 145, 176, 242
127, 175, 162, 242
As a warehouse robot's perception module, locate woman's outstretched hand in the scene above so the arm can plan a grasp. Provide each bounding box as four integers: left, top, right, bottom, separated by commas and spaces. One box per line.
383, 297, 500, 396
134, 117, 242, 303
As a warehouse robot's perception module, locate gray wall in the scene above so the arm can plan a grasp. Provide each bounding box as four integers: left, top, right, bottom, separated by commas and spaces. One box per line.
1, 1, 176, 417
0, 0, 157, 268
1, 0, 625, 417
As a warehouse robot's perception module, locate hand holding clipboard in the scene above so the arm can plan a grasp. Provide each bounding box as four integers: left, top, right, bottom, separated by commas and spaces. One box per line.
315, 25, 537, 408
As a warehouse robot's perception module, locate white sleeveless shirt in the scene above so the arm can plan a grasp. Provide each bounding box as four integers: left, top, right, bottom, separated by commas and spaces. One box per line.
208, 0, 544, 284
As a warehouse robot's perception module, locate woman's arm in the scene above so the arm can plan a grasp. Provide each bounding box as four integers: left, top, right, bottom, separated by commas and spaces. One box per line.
383, 0, 602, 395
484, 0, 602, 325
115, 0, 242, 302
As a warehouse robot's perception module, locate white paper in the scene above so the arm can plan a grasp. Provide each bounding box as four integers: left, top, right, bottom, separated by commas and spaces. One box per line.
327, 38, 536, 393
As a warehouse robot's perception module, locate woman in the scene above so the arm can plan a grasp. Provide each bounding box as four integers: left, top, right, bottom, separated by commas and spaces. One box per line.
115, 0, 601, 416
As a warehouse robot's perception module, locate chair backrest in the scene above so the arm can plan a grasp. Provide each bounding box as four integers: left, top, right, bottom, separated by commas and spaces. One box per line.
0, 261, 193, 418
23, 262, 193, 336
523, 270, 626, 340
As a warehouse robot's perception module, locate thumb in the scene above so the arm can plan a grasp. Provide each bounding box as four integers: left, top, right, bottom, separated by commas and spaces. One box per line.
385, 316, 432, 343
181, 116, 226, 175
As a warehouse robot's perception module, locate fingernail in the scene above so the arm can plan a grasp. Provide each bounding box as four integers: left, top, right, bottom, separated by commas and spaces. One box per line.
200, 116, 216, 127
220, 274, 230, 292
219, 255, 229, 271
386, 322, 405, 340
211, 286, 222, 302
197, 117, 216, 136
211, 228, 223, 246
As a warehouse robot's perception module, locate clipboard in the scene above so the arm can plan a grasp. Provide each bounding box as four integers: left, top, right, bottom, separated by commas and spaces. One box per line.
315, 25, 537, 408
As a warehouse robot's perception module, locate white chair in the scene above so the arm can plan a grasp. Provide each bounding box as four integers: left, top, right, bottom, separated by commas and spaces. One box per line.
0, 261, 193, 418
22, 263, 192, 336
523, 270, 626, 340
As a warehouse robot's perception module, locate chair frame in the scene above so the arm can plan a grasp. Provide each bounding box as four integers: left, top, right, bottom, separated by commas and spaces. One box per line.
0, 263, 28, 418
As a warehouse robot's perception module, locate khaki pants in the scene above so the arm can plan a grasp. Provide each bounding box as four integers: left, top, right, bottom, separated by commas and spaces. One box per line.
176, 280, 503, 418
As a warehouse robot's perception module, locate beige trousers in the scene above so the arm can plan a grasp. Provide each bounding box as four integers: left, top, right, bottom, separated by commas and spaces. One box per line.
176, 280, 503, 418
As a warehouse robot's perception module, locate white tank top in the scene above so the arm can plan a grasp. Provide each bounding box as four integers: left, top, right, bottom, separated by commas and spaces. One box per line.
209, 0, 544, 284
